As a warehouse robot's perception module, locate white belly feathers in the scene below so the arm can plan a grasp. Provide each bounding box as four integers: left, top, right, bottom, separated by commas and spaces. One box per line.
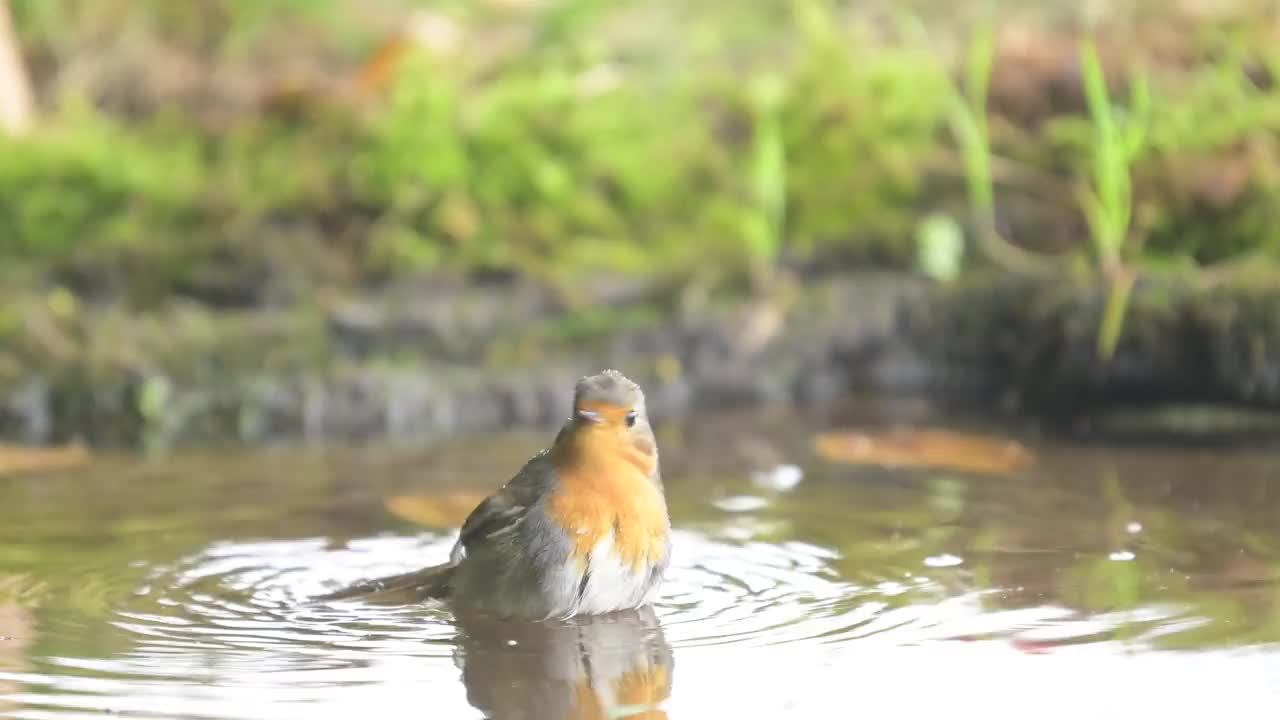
569, 529, 659, 616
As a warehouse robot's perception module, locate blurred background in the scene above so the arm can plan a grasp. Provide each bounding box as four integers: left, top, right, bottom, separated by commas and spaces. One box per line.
2, 0, 1280, 450
5, 5, 1280, 717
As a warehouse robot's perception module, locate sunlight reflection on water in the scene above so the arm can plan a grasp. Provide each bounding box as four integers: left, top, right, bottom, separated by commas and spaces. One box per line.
2, 415, 1280, 718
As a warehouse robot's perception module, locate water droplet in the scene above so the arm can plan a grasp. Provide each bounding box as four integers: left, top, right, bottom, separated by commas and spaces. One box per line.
924, 554, 963, 568
1109, 550, 1135, 561
751, 464, 803, 492
713, 496, 769, 513
1125, 521, 1143, 534
506, 639, 518, 647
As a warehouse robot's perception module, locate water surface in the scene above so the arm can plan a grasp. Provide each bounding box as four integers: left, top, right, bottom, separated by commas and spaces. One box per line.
2, 406, 1280, 718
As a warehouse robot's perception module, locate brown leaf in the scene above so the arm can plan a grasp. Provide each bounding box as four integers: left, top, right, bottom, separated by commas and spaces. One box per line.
384, 492, 488, 528
813, 429, 1034, 475
0, 444, 90, 476
353, 34, 414, 96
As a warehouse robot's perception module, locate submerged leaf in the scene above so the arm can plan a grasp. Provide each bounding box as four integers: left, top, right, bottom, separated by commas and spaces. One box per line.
813, 428, 1034, 475
384, 492, 488, 529
0, 444, 90, 476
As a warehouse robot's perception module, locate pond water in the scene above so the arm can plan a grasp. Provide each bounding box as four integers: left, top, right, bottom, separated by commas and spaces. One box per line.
1, 404, 1280, 718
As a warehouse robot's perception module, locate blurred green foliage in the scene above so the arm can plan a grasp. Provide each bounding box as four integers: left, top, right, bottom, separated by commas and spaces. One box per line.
2, 0, 1280, 307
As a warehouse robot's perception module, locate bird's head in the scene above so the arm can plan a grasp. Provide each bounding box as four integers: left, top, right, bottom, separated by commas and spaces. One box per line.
561, 369, 656, 457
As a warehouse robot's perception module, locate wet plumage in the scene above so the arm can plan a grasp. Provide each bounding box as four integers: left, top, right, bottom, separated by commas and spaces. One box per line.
317, 370, 670, 620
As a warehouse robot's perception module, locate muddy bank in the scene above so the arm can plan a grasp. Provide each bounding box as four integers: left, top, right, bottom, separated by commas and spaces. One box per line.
905, 272, 1280, 409
3, 271, 1280, 448
0, 273, 915, 447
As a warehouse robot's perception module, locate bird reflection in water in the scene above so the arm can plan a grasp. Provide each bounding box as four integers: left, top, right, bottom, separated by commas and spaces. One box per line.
454, 606, 673, 720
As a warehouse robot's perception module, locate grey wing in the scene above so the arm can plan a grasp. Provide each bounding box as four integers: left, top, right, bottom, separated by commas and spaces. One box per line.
450, 451, 554, 564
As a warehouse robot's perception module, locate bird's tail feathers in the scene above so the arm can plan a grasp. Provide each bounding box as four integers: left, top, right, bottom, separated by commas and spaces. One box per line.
311, 563, 455, 605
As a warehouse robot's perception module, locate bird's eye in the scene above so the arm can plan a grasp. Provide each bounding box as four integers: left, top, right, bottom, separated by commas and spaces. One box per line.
625, 410, 638, 428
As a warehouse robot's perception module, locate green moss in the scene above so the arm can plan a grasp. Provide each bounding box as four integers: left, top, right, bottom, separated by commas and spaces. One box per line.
4, 1, 1280, 303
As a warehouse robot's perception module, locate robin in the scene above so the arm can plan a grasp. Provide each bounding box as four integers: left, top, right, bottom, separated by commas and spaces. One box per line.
318, 369, 671, 620
458, 606, 673, 719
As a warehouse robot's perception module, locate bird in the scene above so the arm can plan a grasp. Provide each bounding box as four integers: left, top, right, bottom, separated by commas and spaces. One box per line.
457, 606, 673, 719
316, 369, 670, 620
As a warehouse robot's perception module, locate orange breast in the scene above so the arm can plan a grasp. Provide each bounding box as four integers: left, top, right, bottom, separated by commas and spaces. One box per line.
548, 432, 668, 571
571, 665, 671, 720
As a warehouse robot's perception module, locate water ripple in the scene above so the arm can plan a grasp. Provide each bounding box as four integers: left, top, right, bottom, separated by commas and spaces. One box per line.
2, 520, 1260, 718
93, 527, 1202, 661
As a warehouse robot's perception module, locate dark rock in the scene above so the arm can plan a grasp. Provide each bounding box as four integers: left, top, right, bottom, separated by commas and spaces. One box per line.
0, 380, 51, 444
7, 270, 1280, 448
